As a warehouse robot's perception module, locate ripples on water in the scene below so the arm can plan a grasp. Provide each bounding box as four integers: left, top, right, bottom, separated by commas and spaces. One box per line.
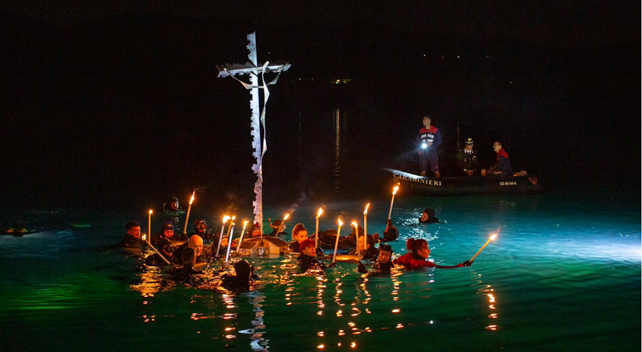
0, 192, 640, 351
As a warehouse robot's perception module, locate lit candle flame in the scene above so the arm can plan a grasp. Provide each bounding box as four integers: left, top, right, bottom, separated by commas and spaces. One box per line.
142, 234, 147, 241
231, 216, 236, 222
223, 215, 230, 223
189, 191, 195, 205
392, 185, 400, 195
490, 234, 497, 241
338, 218, 343, 227
149, 210, 153, 214
351, 221, 358, 228
284, 213, 290, 221
363, 203, 370, 215
243, 220, 249, 229
317, 208, 323, 217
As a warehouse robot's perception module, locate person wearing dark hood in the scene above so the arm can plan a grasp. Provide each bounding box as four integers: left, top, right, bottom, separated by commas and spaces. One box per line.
163, 196, 182, 231
146, 221, 176, 266
297, 239, 329, 272
393, 238, 472, 269
373, 244, 395, 273
168, 247, 204, 286
419, 208, 440, 224
118, 221, 145, 248
382, 220, 400, 242
349, 234, 379, 261
220, 260, 257, 293
267, 219, 289, 238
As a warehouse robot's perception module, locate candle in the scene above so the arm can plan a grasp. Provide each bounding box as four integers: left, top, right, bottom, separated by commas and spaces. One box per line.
237, 220, 249, 249
351, 221, 360, 259
315, 208, 323, 249
275, 213, 290, 238
332, 218, 343, 263
148, 210, 153, 241
388, 184, 400, 220
363, 203, 370, 246
225, 218, 236, 262
183, 191, 196, 236
215, 215, 230, 258
470, 228, 500, 262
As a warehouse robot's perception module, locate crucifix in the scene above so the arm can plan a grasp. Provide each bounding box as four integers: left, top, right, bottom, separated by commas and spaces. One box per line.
216, 32, 291, 227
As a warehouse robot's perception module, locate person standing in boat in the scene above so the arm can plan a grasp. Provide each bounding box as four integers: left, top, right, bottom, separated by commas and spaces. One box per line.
483, 141, 512, 177
417, 115, 442, 178
455, 138, 480, 176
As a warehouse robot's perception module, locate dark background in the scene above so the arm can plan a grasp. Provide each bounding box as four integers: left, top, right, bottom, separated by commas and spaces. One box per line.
1, 1, 639, 212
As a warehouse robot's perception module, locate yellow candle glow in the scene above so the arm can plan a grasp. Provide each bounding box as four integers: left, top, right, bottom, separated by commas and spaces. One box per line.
470, 228, 500, 262
388, 184, 400, 220
225, 217, 237, 262
148, 210, 153, 241
276, 213, 290, 238
183, 191, 196, 235
215, 215, 231, 258
237, 220, 250, 248
363, 203, 369, 249
315, 207, 323, 249
351, 221, 360, 259
332, 218, 343, 263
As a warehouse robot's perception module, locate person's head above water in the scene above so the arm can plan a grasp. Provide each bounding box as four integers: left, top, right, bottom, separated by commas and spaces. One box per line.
407, 238, 430, 259
300, 239, 317, 257
378, 244, 394, 263
419, 208, 436, 224
187, 235, 204, 256
161, 221, 174, 239
233, 260, 252, 281
193, 218, 207, 234
126, 221, 141, 238
181, 247, 196, 266
270, 219, 286, 232
292, 223, 308, 243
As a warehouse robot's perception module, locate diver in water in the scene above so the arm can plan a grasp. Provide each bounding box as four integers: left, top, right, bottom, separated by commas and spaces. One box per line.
393, 238, 472, 269
348, 234, 379, 261
373, 244, 395, 273
289, 223, 325, 256
418, 208, 441, 224
382, 220, 400, 242
267, 219, 289, 238
146, 221, 176, 266
297, 239, 329, 272
173, 235, 207, 264
118, 221, 145, 248
168, 247, 204, 286
220, 260, 257, 293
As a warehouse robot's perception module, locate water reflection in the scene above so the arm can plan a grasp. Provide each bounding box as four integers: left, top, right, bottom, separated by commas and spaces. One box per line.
474, 272, 501, 332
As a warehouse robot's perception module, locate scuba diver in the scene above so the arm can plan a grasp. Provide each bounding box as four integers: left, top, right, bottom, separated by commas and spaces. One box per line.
348, 234, 379, 261
220, 260, 258, 293
118, 221, 145, 248
373, 244, 395, 273
393, 238, 472, 269
163, 196, 183, 232
146, 221, 176, 266
419, 208, 441, 224
382, 220, 400, 242
297, 239, 330, 272
167, 247, 204, 286
173, 235, 207, 264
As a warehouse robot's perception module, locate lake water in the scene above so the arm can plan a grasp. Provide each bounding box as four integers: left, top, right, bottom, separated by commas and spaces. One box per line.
1, 189, 640, 351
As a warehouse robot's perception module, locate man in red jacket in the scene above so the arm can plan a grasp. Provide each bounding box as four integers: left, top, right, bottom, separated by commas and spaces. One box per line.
417, 115, 442, 178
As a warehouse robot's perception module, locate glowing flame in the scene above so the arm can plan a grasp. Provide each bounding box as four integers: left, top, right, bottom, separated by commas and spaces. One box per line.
284, 213, 290, 221
231, 216, 236, 221
142, 234, 147, 241
351, 221, 358, 228
363, 203, 370, 215
338, 218, 343, 227
223, 215, 230, 223
148, 210, 153, 214
490, 234, 497, 241
317, 208, 323, 217
392, 184, 400, 195
242, 220, 249, 229
189, 191, 195, 205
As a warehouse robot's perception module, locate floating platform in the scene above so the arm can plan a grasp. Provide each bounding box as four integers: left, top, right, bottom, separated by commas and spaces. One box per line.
385, 168, 541, 196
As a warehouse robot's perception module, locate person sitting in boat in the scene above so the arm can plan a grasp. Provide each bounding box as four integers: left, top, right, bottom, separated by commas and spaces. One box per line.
417, 114, 442, 178
267, 219, 289, 238
393, 238, 472, 269
118, 221, 144, 248
419, 208, 440, 224
173, 235, 207, 264
220, 260, 257, 293
297, 239, 329, 272
348, 234, 379, 261
482, 141, 512, 177
455, 138, 480, 176
289, 223, 325, 256
146, 221, 176, 265
168, 247, 204, 286
373, 244, 395, 273
382, 220, 400, 242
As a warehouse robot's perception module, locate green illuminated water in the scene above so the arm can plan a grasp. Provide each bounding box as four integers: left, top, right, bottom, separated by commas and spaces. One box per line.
1, 190, 639, 351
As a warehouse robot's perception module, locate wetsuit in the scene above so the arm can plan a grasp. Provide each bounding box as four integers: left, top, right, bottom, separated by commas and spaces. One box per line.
172, 243, 207, 264
456, 148, 480, 174
297, 254, 327, 272
168, 265, 203, 286
374, 260, 394, 273
220, 274, 252, 293
349, 246, 379, 261
393, 253, 464, 269
118, 233, 144, 248
494, 148, 512, 176
418, 126, 442, 174
147, 233, 174, 265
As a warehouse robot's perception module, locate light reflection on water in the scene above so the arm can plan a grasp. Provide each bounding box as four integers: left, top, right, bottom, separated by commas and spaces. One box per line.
0, 192, 640, 351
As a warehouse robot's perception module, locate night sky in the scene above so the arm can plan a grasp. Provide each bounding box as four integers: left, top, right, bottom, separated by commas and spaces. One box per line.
1, 1, 639, 210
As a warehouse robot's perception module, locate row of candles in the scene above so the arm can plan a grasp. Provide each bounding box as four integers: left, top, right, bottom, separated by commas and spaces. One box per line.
142, 184, 498, 264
